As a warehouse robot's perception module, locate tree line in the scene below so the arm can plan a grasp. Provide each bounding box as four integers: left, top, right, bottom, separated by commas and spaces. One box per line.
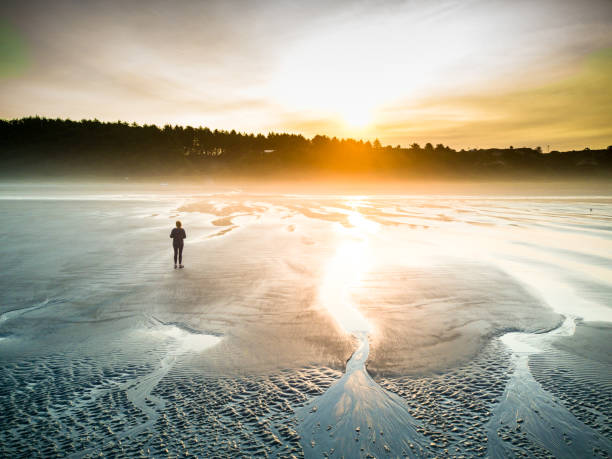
1, 117, 611, 178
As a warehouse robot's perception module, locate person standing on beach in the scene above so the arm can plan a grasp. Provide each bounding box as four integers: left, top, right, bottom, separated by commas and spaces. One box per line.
170, 221, 187, 269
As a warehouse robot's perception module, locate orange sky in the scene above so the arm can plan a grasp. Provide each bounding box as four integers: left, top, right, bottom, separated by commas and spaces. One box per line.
1, 0, 611, 150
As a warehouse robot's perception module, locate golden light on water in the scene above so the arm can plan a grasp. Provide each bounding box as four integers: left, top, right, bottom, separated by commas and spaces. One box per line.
319, 239, 372, 335
319, 203, 381, 335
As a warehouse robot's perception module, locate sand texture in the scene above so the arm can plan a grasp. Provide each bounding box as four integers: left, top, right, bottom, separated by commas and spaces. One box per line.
1, 184, 611, 457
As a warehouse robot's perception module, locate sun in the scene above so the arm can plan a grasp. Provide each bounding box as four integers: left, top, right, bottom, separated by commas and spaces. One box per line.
340, 106, 372, 129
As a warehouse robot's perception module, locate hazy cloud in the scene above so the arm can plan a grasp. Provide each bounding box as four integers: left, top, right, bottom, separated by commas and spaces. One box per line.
1, 0, 611, 148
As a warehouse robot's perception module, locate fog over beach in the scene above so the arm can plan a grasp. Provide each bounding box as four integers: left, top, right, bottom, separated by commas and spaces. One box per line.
0, 182, 610, 457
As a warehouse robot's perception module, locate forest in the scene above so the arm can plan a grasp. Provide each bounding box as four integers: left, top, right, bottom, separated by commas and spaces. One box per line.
1, 117, 611, 179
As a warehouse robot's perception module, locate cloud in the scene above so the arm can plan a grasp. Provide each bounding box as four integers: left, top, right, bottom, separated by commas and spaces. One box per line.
372, 48, 612, 149
1, 0, 611, 149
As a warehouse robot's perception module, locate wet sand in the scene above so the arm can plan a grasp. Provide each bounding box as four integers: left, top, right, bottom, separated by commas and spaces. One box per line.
530, 321, 612, 443
1, 186, 611, 457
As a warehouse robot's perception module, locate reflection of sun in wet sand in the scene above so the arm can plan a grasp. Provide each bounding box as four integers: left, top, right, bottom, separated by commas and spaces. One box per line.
300, 204, 428, 457
319, 202, 380, 334
319, 240, 372, 335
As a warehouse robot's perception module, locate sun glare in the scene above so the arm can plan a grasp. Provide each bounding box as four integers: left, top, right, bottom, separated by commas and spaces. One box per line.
318, 204, 381, 335
319, 239, 372, 335
340, 106, 372, 129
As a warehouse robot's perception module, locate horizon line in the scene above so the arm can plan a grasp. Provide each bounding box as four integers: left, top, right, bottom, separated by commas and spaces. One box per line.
3, 116, 611, 153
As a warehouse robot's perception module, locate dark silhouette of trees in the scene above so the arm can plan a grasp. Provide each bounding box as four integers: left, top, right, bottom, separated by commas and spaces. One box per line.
0, 117, 610, 178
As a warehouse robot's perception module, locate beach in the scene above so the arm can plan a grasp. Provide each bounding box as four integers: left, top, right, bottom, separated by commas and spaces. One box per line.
0, 183, 610, 457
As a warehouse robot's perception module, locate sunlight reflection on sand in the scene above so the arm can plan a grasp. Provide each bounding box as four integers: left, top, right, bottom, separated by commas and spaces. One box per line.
318, 200, 381, 335
319, 240, 372, 335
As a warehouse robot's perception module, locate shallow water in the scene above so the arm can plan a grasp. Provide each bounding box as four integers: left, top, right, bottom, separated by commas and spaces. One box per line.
0, 183, 611, 457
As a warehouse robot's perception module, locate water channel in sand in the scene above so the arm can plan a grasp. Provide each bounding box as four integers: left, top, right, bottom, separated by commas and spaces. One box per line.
486, 318, 612, 457
297, 198, 612, 458
298, 207, 431, 457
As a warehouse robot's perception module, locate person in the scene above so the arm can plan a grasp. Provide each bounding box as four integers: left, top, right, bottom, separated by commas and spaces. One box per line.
170, 221, 187, 269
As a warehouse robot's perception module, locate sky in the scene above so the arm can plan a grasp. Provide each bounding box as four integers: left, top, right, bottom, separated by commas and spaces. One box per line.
1, 0, 611, 150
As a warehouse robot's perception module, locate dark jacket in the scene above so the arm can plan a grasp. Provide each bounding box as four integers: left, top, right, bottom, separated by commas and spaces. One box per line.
170, 227, 187, 246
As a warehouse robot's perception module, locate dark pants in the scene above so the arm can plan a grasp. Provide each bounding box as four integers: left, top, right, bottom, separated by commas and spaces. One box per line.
173, 244, 183, 264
